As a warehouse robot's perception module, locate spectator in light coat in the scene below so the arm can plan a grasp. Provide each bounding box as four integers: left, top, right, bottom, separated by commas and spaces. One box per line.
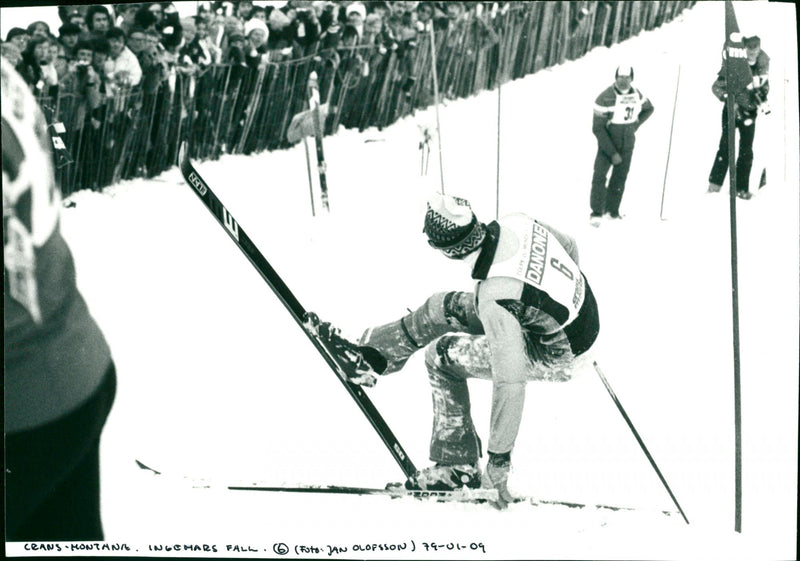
1, 41, 23, 68
104, 27, 142, 88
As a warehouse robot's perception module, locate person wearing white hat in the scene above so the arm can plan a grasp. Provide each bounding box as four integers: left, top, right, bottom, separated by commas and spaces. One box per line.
588, 64, 654, 226
315, 193, 600, 509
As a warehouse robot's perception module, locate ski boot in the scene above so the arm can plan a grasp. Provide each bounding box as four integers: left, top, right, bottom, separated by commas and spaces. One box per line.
404, 463, 482, 491
303, 312, 387, 387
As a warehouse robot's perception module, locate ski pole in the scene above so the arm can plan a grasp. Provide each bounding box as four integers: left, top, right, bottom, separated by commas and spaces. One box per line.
593, 361, 689, 524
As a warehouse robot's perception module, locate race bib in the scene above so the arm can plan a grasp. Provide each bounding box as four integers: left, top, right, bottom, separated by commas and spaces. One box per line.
487, 214, 585, 325
609, 91, 642, 125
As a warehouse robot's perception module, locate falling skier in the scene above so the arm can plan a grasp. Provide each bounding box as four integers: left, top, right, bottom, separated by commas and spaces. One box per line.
317, 193, 601, 509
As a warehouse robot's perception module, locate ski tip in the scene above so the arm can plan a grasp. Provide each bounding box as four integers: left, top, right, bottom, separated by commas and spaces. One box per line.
178, 142, 188, 165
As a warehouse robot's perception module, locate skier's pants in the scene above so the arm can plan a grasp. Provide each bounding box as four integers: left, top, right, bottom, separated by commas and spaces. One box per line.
709, 105, 756, 193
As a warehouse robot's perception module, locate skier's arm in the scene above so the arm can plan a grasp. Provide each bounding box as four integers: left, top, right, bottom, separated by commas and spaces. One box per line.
477, 280, 529, 455
637, 96, 654, 127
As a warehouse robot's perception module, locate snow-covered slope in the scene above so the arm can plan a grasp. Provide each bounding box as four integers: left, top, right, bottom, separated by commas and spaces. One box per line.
52, 2, 798, 559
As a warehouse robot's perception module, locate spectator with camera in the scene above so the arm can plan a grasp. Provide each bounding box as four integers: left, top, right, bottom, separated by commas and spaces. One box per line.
60, 40, 103, 121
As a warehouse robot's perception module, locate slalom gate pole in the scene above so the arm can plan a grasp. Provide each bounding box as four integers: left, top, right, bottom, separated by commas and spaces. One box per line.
592, 361, 689, 524
302, 138, 316, 216
496, 82, 501, 220
722, 0, 744, 531
428, 23, 445, 194
659, 62, 681, 220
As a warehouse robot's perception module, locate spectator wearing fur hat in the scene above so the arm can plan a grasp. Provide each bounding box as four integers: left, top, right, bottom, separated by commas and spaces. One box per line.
104, 27, 142, 87
243, 17, 270, 66
319, 193, 600, 507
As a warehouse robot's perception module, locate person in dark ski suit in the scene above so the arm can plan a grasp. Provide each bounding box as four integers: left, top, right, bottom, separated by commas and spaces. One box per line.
589, 65, 654, 225
707, 35, 770, 199
323, 193, 600, 509
3, 58, 117, 541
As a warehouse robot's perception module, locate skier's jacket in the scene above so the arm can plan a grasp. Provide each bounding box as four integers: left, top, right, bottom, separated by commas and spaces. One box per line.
469, 214, 600, 453
3, 58, 113, 433
592, 84, 654, 158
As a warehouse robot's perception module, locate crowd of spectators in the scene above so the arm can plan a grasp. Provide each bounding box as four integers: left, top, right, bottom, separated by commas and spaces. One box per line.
0, 2, 504, 184
1, 1, 488, 99
1, 1, 693, 193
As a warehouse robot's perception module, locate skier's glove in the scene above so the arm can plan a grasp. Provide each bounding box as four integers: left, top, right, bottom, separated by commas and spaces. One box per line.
611, 153, 623, 166
482, 451, 514, 510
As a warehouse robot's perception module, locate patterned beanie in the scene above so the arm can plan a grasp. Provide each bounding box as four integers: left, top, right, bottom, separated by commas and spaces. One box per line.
423, 193, 486, 259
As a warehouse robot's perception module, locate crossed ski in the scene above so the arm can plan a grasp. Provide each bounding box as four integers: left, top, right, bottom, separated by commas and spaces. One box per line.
179, 144, 417, 481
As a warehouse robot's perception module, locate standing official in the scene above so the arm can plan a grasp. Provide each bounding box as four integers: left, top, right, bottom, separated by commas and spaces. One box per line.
589, 65, 654, 226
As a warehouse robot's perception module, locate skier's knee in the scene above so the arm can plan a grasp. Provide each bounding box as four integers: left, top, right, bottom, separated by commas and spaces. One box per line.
424, 335, 453, 376
442, 291, 482, 332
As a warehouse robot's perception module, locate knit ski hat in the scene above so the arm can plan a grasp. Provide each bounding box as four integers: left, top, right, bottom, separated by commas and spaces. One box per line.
423, 193, 486, 259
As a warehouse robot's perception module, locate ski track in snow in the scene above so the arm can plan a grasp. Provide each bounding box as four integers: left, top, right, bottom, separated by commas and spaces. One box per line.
49, 3, 798, 560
